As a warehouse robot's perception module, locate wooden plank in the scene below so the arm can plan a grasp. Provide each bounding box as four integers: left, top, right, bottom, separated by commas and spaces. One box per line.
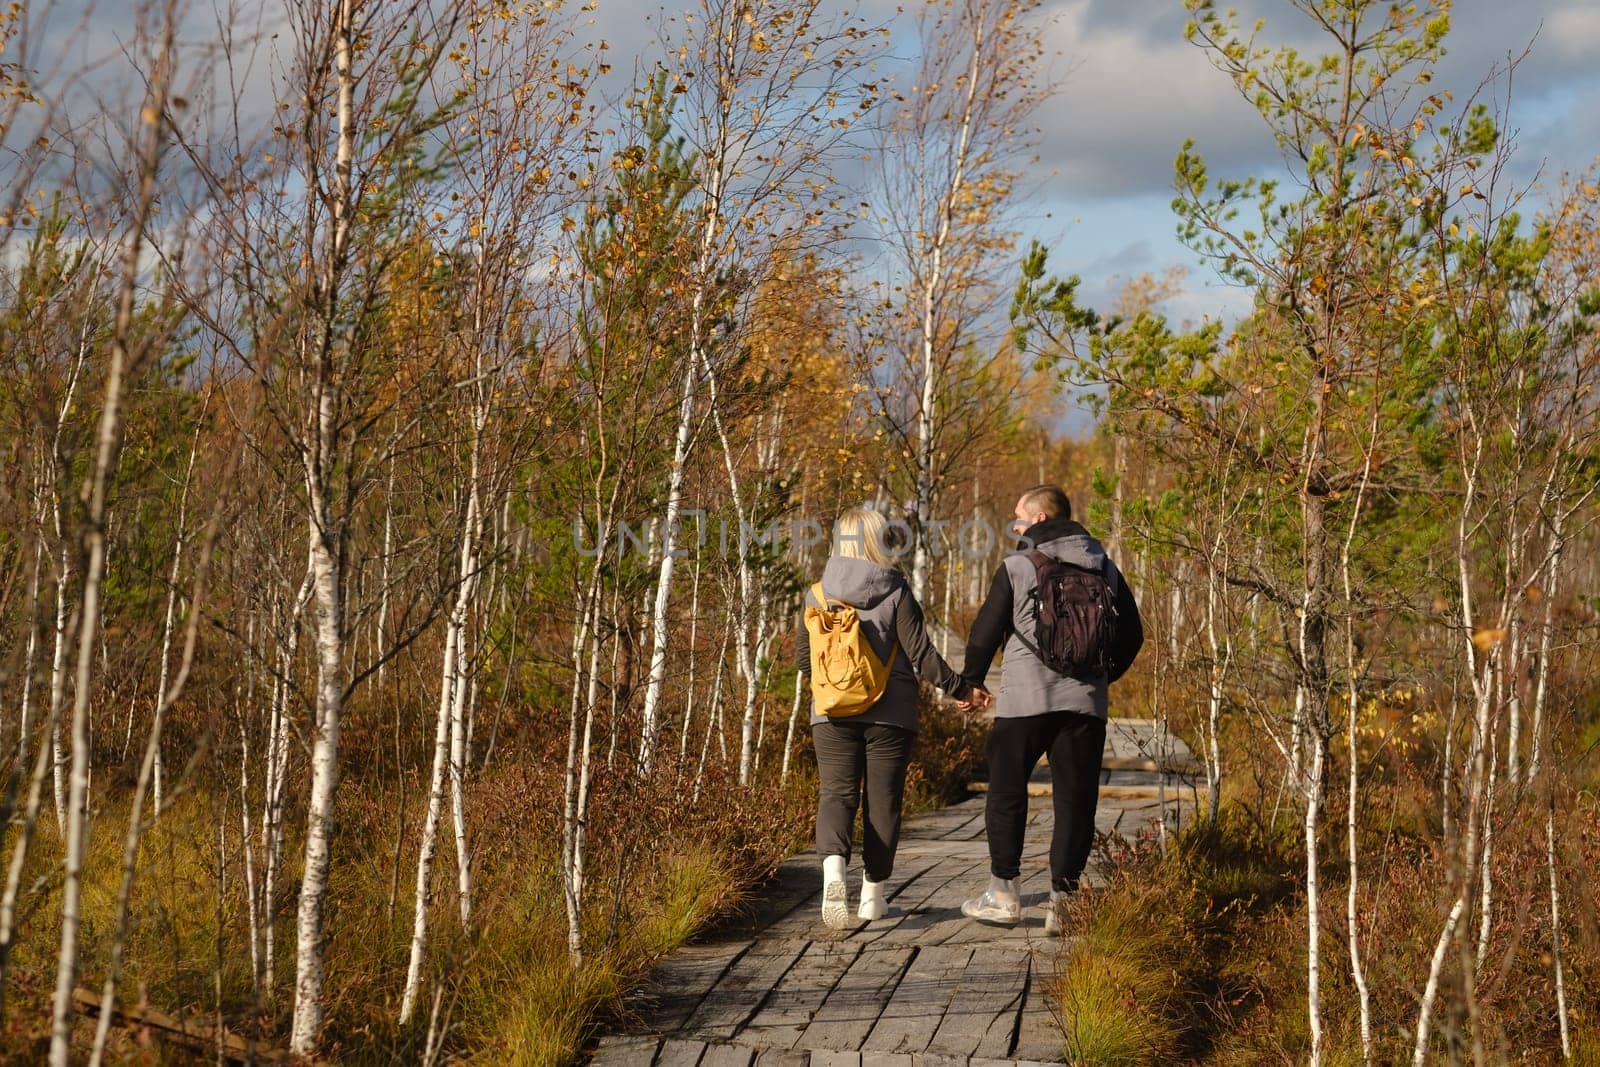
924, 944, 1029, 1060
851, 855, 986, 948
700, 1042, 757, 1067
866, 856, 989, 949
590, 1035, 663, 1065
683, 939, 810, 1041
1101, 755, 1203, 774
805, 1052, 859, 1067
1010, 953, 1066, 1062
794, 945, 914, 1051
762, 859, 939, 942
968, 781, 1197, 800
737, 940, 863, 1050
860, 944, 974, 1054
613, 941, 757, 1035
753, 1046, 813, 1066
656, 1038, 709, 1066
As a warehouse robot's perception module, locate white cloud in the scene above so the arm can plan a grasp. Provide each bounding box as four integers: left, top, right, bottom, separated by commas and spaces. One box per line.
1030, 0, 1600, 200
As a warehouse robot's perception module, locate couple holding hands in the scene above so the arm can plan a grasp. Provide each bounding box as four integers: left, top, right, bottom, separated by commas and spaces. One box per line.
797, 484, 1144, 933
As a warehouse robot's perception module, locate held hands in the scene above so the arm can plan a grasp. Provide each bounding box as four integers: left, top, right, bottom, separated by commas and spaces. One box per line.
955, 686, 994, 713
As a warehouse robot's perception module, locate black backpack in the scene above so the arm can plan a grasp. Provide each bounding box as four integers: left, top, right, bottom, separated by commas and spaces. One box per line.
1017, 550, 1118, 679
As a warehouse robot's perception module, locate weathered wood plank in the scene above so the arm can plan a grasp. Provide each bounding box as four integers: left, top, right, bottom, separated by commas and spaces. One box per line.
1010, 953, 1066, 1063
860, 944, 974, 1054
700, 1042, 757, 1067
609, 941, 757, 1037
655, 1038, 709, 1067
737, 940, 864, 1051
862, 856, 989, 949
590, 1034, 662, 1065
804, 1052, 858, 1067
595, 776, 1192, 1066
682, 939, 810, 1040
924, 944, 1030, 1060
762, 858, 939, 942
794, 945, 915, 1051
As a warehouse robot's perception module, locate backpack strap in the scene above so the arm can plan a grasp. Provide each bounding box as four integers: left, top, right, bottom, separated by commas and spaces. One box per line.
1011, 551, 1053, 665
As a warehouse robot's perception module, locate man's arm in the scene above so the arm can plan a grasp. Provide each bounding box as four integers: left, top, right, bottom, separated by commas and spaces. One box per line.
1106, 564, 1144, 684
961, 563, 1014, 687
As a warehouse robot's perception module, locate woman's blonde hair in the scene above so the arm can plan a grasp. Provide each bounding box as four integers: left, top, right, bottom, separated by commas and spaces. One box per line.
833, 507, 899, 566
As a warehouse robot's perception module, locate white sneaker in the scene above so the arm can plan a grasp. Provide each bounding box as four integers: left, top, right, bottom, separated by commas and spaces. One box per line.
858, 876, 888, 921
1043, 890, 1068, 937
960, 876, 1021, 925
821, 855, 850, 929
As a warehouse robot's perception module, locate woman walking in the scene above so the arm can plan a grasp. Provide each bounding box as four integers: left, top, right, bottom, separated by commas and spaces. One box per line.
797, 507, 986, 928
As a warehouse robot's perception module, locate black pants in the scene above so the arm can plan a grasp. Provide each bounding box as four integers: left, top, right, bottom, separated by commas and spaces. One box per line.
984, 711, 1106, 892
812, 720, 915, 882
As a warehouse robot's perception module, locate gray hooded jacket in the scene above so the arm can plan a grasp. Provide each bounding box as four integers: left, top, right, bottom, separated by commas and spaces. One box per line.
796, 556, 972, 732
961, 518, 1144, 721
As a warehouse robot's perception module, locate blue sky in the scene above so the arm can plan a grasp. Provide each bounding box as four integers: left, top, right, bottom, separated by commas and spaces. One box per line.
1017, 0, 1600, 327
25, 0, 1600, 335
579, 0, 1600, 327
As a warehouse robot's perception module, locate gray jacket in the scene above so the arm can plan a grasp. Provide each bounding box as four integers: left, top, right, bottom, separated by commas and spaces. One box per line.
796, 556, 973, 732
961, 518, 1144, 721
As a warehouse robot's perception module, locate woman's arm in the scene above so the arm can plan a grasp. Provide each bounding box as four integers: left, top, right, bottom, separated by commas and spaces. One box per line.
892, 590, 973, 699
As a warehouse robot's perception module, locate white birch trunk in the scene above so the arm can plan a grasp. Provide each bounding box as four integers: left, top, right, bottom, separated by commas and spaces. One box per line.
87, 541, 209, 1067
1416, 444, 1496, 1066
288, 0, 356, 1050
12, 510, 44, 763
376, 455, 395, 689
1476, 730, 1498, 971
1546, 801, 1571, 1059
399, 615, 463, 1023
1202, 557, 1227, 818
637, 348, 699, 773
910, 7, 984, 606
240, 718, 262, 1004
694, 632, 730, 802
262, 573, 309, 994
149, 414, 201, 817
1527, 523, 1563, 782
781, 678, 804, 784
1413, 895, 1468, 1067
1303, 734, 1325, 1067
291, 526, 345, 1054
48, 40, 170, 1058
562, 552, 606, 964
49, 536, 70, 835
679, 553, 702, 766
449, 479, 483, 932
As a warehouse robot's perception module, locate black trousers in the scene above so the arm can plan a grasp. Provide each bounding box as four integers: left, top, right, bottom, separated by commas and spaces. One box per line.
812, 720, 915, 882
984, 711, 1106, 892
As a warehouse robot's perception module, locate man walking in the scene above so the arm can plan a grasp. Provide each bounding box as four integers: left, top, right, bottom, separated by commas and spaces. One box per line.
959, 484, 1143, 933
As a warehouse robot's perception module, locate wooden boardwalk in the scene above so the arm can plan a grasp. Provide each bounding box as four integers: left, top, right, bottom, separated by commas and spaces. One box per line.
591, 719, 1196, 1067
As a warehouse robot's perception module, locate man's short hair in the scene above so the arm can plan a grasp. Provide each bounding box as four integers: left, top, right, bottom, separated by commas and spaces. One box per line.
1019, 484, 1072, 521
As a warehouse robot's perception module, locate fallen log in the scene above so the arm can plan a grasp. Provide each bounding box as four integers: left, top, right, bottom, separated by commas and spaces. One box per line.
968, 781, 1197, 800
71, 987, 292, 1064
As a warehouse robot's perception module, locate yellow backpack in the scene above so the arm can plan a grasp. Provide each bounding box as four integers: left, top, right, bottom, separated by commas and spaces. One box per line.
805, 582, 897, 717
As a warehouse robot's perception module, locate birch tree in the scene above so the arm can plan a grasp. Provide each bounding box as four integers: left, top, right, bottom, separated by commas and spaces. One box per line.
634, 0, 880, 771
46, 9, 186, 1058
871, 0, 1046, 604
398, 0, 588, 1020
241, 0, 463, 1051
